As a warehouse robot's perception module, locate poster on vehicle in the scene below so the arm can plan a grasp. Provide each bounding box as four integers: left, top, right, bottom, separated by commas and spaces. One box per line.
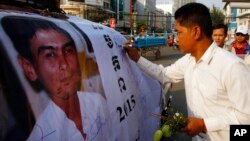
0, 10, 162, 141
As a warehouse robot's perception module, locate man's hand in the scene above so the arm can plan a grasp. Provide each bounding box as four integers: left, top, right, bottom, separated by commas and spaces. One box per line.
181, 117, 207, 137
123, 42, 141, 62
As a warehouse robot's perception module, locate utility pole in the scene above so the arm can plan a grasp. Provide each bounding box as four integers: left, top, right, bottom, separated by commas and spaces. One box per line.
116, 0, 119, 23
130, 0, 133, 34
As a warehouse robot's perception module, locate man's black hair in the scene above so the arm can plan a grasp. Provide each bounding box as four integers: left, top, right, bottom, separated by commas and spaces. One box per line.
213, 23, 228, 35
174, 2, 213, 38
1, 16, 73, 63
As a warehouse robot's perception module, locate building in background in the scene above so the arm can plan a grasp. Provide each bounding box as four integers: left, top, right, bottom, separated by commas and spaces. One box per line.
154, 8, 165, 33
60, 0, 197, 34
156, 0, 173, 33
113, 0, 131, 34
133, 0, 158, 34
60, 0, 115, 24
223, 0, 250, 37
155, 0, 195, 33
60, 0, 133, 34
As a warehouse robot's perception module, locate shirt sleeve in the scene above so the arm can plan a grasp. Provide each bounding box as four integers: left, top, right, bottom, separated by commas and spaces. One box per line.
137, 56, 187, 85
204, 61, 250, 131
226, 62, 250, 122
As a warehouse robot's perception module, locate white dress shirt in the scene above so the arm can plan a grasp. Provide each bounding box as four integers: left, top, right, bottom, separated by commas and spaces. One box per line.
27, 92, 112, 141
137, 42, 250, 141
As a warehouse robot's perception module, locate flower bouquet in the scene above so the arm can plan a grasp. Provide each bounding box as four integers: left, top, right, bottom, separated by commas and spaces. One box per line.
151, 107, 187, 141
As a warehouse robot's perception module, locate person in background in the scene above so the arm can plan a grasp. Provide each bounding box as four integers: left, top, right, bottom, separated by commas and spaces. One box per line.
167, 35, 174, 46
139, 27, 146, 38
124, 3, 250, 141
173, 34, 179, 50
212, 23, 228, 49
231, 25, 250, 57
2, 16, 111, 141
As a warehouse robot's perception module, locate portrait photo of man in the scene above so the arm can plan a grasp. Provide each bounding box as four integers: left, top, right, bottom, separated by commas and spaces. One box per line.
1, 15, 112, 141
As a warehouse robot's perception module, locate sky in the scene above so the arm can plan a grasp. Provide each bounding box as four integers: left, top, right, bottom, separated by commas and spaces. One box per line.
196, 0, 226, 9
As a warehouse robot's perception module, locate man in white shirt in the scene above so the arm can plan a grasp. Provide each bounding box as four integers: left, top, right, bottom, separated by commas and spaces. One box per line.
124, 3, 250, 141
2, 16, 112, 141
212, 23, 228, 50
27, 91, 110, 141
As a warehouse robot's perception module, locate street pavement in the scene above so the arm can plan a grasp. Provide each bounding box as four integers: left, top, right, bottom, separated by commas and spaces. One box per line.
143, 45, 192, 141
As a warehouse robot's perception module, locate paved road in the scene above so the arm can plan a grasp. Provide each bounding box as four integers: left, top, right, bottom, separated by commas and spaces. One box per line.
143, 45, 192, 141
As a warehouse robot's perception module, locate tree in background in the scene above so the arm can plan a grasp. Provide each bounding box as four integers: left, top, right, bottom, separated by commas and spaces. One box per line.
87, 8, 110, 23
210, 5, 225, 26
136, 20, 147, 34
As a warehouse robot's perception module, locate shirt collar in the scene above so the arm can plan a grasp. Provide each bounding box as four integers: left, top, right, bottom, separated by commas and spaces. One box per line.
198, 42, 217, 64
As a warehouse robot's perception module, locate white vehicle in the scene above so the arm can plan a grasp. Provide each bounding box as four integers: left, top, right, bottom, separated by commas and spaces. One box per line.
0, 5, 167, 141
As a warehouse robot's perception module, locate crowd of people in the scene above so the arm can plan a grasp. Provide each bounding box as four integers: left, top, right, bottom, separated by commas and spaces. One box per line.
212, 23, 250, 64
